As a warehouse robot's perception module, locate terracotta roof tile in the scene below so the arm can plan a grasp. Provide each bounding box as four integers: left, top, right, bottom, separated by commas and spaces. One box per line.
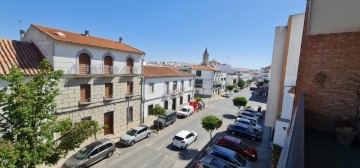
32, 24, 145, 55
191, 65, 219, 71
0, 39, 45, 75
144, 66, 194, 78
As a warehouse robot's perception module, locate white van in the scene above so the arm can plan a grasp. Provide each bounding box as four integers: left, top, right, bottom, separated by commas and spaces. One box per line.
177, 105, 194, 118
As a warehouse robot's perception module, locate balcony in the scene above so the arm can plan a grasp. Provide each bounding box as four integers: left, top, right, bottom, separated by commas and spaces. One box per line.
58, 64, 141, 77
103, 95, 114, 101
78, 98, 92, 105
194, 84, 203, 88
126, 92, 134, 98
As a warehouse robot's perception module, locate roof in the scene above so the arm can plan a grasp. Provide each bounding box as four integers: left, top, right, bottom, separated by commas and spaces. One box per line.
176, 130, 192, 137
213, 64, 238, 75
32, 24, 144, 55
203, 48, 209, 55
144, 66, 194, 78
0, 39, 45, 75
192, 65, 219, 71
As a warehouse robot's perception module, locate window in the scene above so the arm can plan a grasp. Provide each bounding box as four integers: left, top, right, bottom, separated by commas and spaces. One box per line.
106, 143, 113, 148
127, 58, 134, 74
180, 96, 183, 104
99, 144, 107, 152
90, 148, 99, 156
105, 83, 113, 99
80, 84, 91, 103
164, 82, 169, 95
195, 79, 203, 88
127, 81, 133, 95
149, 83, 154, 93
164, 101, 168, 109
127, 106, 133, 122
173, 81, 177, 91
189, 79, 192, 86
188, 95, 191, 102
79, 53, 91, 74
148, 104, 154, 114
81, 116, 92, 121
233, 79, 237, 84
181, 81, 184, 91
196, 70, 201, 77
104, 56, 113, 74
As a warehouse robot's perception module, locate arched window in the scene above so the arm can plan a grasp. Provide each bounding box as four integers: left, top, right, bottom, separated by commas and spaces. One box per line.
126, 58, 134, 74
79, 53, 91, 74
104, 56, 113, 74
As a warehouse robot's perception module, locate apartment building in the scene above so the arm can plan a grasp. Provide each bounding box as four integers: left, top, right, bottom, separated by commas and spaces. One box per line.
143, 66, 194, 118
22, 24, 145, 137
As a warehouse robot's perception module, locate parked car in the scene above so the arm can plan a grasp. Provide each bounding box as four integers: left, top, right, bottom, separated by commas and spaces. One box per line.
119, 125, 151, 146
227, 124, 262, 141
172, 130, 198, 149
208, 145, 253, 168
237, 111, 259, 121
196, 155, 238, 168
237, 116, 259, 125
153, 110, 177, 129
234, 118, 263, 133
62, 139, 115, 168
242, 108, 262, 119
224, 92, 231, 98
216, 134, 257, 161
177, 105, 194, 118
250, 87, 257, 91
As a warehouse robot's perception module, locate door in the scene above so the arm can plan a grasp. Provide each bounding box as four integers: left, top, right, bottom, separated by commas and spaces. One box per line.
104, 56, 113, 74
188, 95, 191, 102
172, 98, 176, 110
164, 101, 168, 110
180, 97, 183, 105
88, 148, 100, 166
127, 58, 134, 74
79, 53, 91, 74
104, 112, 114, 135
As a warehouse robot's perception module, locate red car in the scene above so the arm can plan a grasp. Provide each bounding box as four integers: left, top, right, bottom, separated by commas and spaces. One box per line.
215, 134, 257, 161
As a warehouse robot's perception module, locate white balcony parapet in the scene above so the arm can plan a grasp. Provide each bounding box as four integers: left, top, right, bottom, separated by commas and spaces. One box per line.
55, 64, 141, 75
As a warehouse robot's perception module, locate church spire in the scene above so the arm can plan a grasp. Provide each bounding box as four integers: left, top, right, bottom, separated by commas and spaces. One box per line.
202, 48, 209, 66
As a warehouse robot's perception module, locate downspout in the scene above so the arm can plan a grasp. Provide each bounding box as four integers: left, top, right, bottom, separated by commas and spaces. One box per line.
140, 54, 145, 124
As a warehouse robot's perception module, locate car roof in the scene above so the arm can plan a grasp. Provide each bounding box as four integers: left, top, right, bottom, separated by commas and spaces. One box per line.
210, 145, 237, 157
199, 155, 231, 168
230, 123, 249, 129
175, 130, 191, 137
219, 135, 242, 144
132, 125, 148, 130
236, 118, 251, 122
165, 110, 176, 115
85, 138, 112, 149
182, 105, 192, 108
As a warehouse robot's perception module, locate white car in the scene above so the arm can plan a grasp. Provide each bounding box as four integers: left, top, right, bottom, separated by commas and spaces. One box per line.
237, 111, 259, 121
172, 130, 198, 149
177, 106, 194, 117
234, 118, 263, 133
224, 92, 231, 98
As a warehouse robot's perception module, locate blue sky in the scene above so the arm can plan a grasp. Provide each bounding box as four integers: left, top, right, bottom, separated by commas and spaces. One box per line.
0, 0, 305, 69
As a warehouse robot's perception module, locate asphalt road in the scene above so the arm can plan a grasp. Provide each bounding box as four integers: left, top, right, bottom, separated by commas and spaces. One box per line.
92, 86, 268, 168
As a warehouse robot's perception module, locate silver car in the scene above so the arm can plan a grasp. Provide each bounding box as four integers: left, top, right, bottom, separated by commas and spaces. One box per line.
119, 125, 151, 146
62, 138, 115, 168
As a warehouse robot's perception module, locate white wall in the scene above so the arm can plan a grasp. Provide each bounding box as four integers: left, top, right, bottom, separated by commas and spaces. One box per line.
53, 43, 143, 73
309, 0, 360, 35
192, 70, 214, 96
143, 76, 194, 117
265, 26, 287, 128
273, 119, 290, 147
226, 74, 238, 86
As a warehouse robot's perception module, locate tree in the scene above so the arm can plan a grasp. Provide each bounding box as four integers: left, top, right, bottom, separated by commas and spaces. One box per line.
201, 115, 222, 140
0, 60, 101, 167
246, 80, 253, 85
195, 97, 203, 103
237, 79, 245, 89
226, 85, 235, 92
258, 81, 265, 86
264, 79, 269, 84
150, 104, 166, 132
232, 96, 248, 107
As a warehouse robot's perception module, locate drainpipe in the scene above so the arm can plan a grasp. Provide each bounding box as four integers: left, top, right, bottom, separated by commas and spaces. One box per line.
140, 54, 145, 124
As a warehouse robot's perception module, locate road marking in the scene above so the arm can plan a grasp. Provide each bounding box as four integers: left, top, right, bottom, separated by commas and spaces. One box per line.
155, 153, 162, 159
142, 162, 149, 168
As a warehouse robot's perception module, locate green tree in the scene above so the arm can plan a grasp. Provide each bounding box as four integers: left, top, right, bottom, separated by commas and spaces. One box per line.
232, 96, 248, 107
0, 60, 101, 167
150, 104, 166, 132
264, 79, 269, 84
201, 115, 223, 140
195, 97, 203, 102
237, 79, 245, 88
258, 81, 265, 86
226, 85, 235, 92
246, 80, 253, 85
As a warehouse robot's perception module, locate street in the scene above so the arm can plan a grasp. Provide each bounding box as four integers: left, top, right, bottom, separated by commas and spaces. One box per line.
92, 86, 268, 168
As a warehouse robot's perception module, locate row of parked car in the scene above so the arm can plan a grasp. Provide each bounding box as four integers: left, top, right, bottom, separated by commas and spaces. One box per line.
196, 108, 264, 168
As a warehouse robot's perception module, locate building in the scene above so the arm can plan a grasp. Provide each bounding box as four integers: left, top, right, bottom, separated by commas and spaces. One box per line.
265, 14, 305, 147
261, 65, 271, 81
143, 66, 194, 117
213, 64, 239, 88
192, 49, 222, 98
22, 24, 145, 137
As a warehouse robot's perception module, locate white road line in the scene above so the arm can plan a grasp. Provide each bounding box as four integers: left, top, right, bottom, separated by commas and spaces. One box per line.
155, 153, 162, 159
142, 162, 149, 168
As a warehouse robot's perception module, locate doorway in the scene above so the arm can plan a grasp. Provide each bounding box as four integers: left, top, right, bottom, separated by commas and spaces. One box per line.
104, 112, 114, 135
172, 98, 176, 110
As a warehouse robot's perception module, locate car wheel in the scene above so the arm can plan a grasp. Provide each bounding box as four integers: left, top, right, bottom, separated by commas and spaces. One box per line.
130, 141, 135, 146
79, 165, 86, 168
194, 136, 197, 141
147, 133, 151, 138
107, 150, 114, 158
231, 131, 235, 135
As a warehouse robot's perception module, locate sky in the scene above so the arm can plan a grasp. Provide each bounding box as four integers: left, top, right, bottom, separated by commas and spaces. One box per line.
0, 0, 305, 69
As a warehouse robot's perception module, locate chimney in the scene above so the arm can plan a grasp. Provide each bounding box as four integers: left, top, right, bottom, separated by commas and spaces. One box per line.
20, 30, 25, 40
85, 30, 89, 36
119, 37, 123, 44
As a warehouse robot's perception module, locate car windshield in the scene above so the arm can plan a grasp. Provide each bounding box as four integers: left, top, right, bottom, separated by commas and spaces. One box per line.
159, 115, 166, 119
126, 128, 138, 136
235, 153, 247, 166
239, 141, 249, 150
174, 136, 184, 141
73, 145, 94, 160
180, 108, 188, 112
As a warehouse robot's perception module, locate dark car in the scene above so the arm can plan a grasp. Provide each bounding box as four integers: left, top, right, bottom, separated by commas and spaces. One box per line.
227, 124, 262, 141
153, 110, 176, 129
216, 134, 257, 161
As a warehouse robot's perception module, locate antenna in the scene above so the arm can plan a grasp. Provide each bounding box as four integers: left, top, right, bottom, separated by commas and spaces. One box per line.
19, 20, 24, 30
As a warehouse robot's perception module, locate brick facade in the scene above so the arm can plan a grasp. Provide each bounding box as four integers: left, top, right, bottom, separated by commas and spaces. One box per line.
296, 2, 360, 132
